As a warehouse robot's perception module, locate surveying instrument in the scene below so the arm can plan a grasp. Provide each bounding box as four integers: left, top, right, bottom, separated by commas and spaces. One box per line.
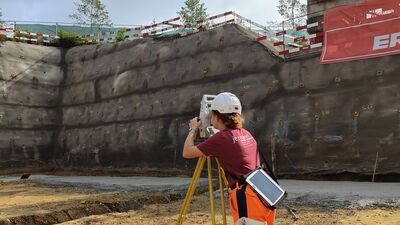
176, 95, 230, 225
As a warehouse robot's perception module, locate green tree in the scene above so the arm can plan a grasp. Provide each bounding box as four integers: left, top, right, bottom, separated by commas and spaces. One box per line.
116, 28, 127, 42
69, 0, 113, 28
57, 30, 85, 48
177, 0, 208, 25
277, 0, 307, 28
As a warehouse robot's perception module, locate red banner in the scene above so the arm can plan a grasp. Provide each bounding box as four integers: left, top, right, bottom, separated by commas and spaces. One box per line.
320, 0, 400, 64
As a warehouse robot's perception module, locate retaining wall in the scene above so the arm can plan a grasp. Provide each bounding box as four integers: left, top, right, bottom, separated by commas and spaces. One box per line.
1, 24, 400, 179
0, 42, 64, 169
59, 25, 274, 168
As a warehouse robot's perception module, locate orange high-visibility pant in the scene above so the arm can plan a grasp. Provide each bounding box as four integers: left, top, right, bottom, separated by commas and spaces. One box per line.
229, 184, 277, 225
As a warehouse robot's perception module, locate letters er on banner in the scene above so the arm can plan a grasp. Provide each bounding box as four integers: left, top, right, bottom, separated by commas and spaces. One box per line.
320, 0, 400, 64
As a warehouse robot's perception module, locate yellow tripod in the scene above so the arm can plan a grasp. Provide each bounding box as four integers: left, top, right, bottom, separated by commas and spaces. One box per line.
176, 156, 229, 225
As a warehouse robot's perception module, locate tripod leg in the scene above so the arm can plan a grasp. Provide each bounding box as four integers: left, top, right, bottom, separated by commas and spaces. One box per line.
176, 157, 206, 225
207, 157, 216, 225
217, 160, 227, 225
216, 159, 229, 191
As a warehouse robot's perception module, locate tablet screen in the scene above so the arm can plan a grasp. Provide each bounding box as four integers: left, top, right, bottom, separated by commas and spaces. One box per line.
246, 170, 285, 205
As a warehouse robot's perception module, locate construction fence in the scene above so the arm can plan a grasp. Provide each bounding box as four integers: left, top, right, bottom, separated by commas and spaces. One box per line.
0, 12, 324, 58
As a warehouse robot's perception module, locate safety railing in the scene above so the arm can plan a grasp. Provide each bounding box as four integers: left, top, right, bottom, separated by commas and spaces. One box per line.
81, 11, 235, 43
1, 12, 325, 59
230, 12, 324, 58
0, 27, 59, 43
0, 20, 142, 44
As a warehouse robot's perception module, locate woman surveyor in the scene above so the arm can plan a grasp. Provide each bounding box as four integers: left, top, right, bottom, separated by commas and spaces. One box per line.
182, 92, 276, 224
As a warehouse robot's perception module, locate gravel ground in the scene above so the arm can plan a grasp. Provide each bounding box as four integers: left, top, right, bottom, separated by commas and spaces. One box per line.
2, 175, 399, 208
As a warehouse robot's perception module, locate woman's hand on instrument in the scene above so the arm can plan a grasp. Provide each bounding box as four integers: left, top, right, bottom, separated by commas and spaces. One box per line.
189, 117, 201, 129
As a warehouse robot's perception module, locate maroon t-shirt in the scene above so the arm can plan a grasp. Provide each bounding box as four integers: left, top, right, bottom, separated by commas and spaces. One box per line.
197, 128, 259, 187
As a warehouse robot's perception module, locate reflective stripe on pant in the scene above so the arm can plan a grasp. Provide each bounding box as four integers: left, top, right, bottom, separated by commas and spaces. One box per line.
229, 184, 276, 225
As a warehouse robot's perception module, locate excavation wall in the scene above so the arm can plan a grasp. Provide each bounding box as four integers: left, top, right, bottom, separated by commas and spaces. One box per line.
0, 42, 64, 170
1, 24, 400, 179
59, 25, 270, 168
274, 53, 400, 178
59, 24, 400, 178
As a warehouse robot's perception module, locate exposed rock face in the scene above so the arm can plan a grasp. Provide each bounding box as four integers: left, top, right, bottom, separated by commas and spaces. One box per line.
0, 42, 64, 168
1, 24, 400, 179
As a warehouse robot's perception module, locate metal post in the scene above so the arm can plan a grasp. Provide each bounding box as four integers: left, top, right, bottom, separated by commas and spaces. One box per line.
13, 21, 17, 39
271, 134, 277, 175
55, 23, 58, 36
282, 21, 285, 52
264, 21, 267, 39
372, 151, 379, 182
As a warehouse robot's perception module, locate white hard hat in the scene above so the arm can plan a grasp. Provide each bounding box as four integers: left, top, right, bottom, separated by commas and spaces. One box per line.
210, 92, 242, 114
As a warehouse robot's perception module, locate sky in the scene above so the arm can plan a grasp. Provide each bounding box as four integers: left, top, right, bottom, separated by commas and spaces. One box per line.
0, 0, 307, 26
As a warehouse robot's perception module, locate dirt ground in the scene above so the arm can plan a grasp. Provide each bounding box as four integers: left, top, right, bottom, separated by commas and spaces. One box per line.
0, 181, 177, 224
57, 194, 400, 225
1, 181, 399, 225
0, 181, 90, 218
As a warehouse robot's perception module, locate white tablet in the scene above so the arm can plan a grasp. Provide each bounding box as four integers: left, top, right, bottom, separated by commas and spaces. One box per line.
245, 169, 286, 207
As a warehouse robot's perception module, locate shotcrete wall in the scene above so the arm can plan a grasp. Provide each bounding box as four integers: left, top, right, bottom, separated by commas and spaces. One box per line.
274, 54, 400, 178
59, 24, 400, 179
0, 42, 64, 170
59, 25, 273, 168
1, 24, 400, 179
